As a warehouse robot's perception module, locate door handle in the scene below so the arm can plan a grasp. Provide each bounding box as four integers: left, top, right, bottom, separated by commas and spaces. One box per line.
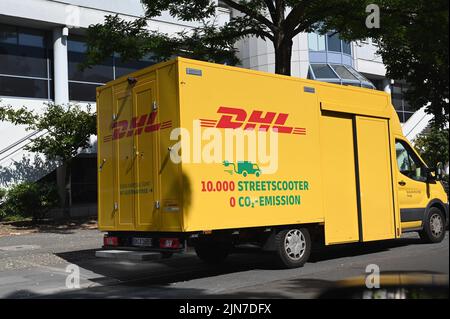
98, 158, 106, 171
398, 180, 406, 186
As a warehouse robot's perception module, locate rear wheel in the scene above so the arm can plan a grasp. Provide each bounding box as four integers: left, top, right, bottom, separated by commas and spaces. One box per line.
274, 228, 311, 268
419, 207, 446, 243
194, 240, 230, 264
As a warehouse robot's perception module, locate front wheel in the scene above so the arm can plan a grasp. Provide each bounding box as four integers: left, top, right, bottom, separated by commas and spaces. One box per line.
419, 207, 446, 243
274, 228, 311, 268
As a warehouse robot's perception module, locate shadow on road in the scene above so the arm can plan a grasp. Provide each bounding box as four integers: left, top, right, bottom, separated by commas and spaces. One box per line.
309, 235, 425, 262
0, 217, 97, 236
3, 232, 438, 299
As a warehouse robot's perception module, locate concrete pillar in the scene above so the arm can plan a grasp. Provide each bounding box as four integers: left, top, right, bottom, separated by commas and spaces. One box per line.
53, 27, 69, 105
53, 27, 70, 216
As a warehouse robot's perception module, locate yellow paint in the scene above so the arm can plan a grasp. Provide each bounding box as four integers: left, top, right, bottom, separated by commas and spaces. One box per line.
97, 57, 448, 244
320, 113, 359, 244
356, 116, 396, 242
338, 273, 448, 288
401, 221, 423, 229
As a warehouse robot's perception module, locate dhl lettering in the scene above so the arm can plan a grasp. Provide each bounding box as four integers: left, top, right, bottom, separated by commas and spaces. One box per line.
201, 107, 306, 135
104, 111, 172, 142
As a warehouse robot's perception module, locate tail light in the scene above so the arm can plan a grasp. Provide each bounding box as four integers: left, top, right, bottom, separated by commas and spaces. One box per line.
159, 238, 181, 249
104, 236, 119, 247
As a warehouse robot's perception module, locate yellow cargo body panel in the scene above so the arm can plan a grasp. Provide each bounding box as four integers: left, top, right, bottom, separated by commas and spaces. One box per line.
97, 57, 403, 244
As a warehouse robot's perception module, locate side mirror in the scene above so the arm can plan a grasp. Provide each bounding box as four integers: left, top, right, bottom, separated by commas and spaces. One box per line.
426, 168, 436, 183
436, 162, 444, 181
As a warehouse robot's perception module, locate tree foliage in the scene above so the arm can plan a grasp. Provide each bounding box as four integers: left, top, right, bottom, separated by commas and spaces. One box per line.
414, 127, 449, 168
84, 0, 357, 75
0, 103, 96, 215
0, 182, 59, 221
0, 154, 59, 188
323, 0, 449, 127
84, 1, 448, 125
0, 103, 96, 162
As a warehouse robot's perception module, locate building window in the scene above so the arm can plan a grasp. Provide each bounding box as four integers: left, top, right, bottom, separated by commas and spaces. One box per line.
330, 64, 358, 81
310, 64, 338, 79
0, 24, 52, 99
327, 32, 341, 52
308, 33, 325, 51
67, 35, 156, 102
68, 35, 113, 102
391, 81, 414, 123
114, 56, 156, 79
308, 31, 352, 56
342, 40, 351, 55
309, 63, 375, 89
68, 37, 113, 83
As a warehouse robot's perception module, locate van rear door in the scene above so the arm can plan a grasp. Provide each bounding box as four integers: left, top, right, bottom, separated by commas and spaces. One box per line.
101, 82, 160, 231
133, 81, 160, 230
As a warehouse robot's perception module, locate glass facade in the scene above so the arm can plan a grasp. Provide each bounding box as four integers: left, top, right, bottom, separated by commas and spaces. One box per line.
68, 35, 114, 101
391, 81, 414, 123
327, 33, 341, 52
307, 33, 326, 51
308, 31, 375, 89
310, 64, 338, 79
307, 31, 413, 123
67, 35, 156, 102
308, 63, 375, 89
0, 23, 156, 102
308, 31, 352, 56
0, 24, 53, 99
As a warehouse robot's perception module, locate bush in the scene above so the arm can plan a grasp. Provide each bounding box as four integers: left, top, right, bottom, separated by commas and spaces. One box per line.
414, 127, 449, 168
0, 182, 59, 221
0, 188, 6, 220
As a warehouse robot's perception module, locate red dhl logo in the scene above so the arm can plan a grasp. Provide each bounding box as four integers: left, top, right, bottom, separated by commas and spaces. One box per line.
103, 111, 172, 142
200, 106, 306, 135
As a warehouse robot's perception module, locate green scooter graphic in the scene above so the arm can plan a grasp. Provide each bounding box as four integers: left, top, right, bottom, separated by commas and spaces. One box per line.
223, 160, 262, 177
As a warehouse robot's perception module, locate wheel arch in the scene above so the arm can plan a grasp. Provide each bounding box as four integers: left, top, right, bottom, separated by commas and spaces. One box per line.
262, 223, 321, 251
425, 199, 448, 226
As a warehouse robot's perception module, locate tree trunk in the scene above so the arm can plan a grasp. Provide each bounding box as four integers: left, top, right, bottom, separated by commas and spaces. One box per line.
56, 160, 71, 219
274, 37, 293, 76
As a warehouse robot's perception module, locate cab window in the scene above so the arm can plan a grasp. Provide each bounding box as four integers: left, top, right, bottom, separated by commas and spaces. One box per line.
395, 140, 427, 182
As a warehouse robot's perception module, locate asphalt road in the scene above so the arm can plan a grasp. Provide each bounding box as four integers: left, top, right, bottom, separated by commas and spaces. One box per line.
0, 229, 448, 299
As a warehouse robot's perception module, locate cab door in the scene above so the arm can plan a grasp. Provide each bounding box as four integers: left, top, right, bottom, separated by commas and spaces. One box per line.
394, 139, 429, 225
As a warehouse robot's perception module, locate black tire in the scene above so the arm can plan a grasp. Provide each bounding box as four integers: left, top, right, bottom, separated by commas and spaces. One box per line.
194, 240, 230, 264
419, 207, 446, 243
274, 227, 311, 269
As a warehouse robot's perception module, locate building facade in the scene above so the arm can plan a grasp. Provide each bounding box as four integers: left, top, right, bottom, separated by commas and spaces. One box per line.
0, 0, 430, 190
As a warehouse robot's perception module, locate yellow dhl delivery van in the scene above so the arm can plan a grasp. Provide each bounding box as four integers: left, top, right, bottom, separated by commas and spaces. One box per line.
97, 57, 448, 268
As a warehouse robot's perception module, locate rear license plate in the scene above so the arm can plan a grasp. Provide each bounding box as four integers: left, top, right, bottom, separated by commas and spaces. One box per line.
132, 237, 152, 247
